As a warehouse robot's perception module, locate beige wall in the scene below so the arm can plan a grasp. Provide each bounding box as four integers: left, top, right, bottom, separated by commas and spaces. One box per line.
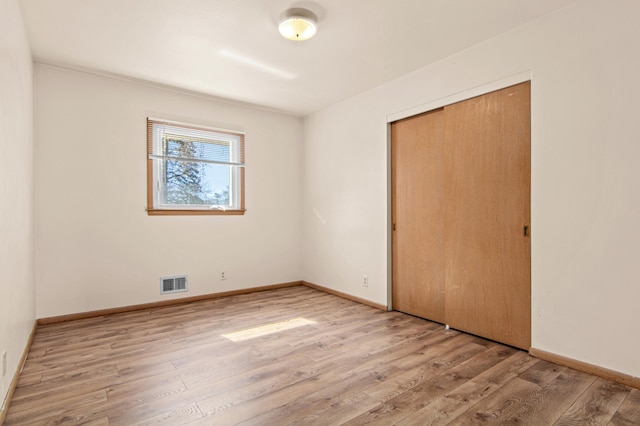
34, 65, 303, 318
0, 0, 35, 407
303, 0, 640, 377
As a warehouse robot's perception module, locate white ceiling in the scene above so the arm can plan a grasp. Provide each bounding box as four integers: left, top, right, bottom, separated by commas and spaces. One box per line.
19, 0, 576, 116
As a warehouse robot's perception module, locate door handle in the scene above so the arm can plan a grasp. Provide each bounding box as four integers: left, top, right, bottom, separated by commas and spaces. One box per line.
524, 225, 530, 237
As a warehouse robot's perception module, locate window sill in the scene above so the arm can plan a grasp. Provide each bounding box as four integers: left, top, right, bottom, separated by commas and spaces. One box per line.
147, 209, 246, 216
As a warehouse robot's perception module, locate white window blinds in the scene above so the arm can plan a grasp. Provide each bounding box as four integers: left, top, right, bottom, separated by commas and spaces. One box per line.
147, 119, 245, 167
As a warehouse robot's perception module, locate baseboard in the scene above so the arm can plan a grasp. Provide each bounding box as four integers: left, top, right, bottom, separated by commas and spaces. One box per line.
0, 320, 38, 424
302, 281, 388, 311
529, 347, 640, 389
37, 280, 388, 325
38, 281, 303, 325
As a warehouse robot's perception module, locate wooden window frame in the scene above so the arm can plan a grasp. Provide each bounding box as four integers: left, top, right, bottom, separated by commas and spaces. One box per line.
146, 118, 246, 216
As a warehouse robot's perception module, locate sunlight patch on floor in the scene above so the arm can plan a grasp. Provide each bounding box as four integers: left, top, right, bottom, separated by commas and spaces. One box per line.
221, 317, 316, 342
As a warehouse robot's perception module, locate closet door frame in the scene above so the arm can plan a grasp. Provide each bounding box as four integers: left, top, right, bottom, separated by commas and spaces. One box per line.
387, 72, 532, 348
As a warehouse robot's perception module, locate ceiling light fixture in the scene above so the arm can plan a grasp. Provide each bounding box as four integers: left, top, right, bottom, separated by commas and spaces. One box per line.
278, 8, 317, 41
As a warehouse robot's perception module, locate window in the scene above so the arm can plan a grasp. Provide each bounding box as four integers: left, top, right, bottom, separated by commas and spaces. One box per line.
147, 118, 245, 215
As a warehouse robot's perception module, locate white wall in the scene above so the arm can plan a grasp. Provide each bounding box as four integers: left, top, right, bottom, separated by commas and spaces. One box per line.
35, 65, 303, 318
303, 0, 640, 378
0, 0, 35, 407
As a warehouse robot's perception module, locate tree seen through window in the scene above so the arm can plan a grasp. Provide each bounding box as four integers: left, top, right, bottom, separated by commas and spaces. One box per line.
163, 137, 231, 206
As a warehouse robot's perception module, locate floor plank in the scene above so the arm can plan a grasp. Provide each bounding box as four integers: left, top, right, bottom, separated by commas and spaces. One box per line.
4, 285, 639, 425
554, 378, 630, 425
504, 367, 596, 425
450, 377, 541, 424
609, 388, 640, 426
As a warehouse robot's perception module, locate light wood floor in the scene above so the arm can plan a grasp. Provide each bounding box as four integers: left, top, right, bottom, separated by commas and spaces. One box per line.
5, 286, 639, 425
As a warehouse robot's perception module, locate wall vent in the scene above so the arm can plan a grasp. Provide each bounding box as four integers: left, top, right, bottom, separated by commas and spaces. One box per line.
160, 275, 188, 294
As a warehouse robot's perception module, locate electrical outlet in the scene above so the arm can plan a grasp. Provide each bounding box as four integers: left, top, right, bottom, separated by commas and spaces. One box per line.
2, 350, 6, 377
219, 270, 227, 281
362, 275, 368, 287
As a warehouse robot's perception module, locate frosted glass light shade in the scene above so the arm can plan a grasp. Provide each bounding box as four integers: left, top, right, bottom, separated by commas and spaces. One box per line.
279, 16, 317, 41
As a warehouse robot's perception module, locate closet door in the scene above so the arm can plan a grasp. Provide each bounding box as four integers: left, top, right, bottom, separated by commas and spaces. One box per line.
444, 82, 531, 349
391, 109, 446, 323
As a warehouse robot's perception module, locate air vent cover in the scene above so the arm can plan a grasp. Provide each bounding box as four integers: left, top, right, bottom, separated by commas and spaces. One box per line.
160, 275, 188, 294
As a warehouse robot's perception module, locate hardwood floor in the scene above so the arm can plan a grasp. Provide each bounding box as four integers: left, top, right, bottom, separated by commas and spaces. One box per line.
5, 286, 639, 425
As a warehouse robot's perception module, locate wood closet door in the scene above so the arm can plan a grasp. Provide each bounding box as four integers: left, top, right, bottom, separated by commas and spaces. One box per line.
391, 109, 446, 323
444, 82, 531, 350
